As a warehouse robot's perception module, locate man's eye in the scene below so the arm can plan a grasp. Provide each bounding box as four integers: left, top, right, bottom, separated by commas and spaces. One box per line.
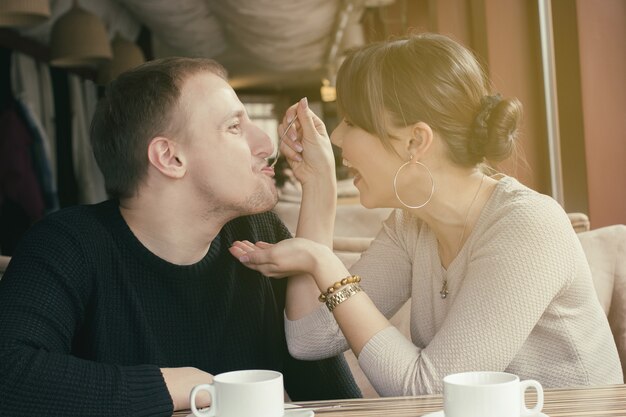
228, 123, 242, 132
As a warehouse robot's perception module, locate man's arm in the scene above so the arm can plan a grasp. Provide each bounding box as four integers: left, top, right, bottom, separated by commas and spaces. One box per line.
0, 221, 174, 416
282, 351, 362, 401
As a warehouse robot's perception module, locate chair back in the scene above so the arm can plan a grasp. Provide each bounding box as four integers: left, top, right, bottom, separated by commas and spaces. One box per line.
578, 224, 626, 380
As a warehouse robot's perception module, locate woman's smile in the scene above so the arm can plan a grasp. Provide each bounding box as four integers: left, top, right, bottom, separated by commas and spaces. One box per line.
343, 158, 362, 185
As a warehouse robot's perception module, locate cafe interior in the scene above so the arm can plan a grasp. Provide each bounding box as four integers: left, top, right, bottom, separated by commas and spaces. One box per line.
0, 0, 625, 416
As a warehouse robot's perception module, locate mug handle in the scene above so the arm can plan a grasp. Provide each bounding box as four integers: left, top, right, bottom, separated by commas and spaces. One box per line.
190, 383, 217, 417
519, 379, 544, 416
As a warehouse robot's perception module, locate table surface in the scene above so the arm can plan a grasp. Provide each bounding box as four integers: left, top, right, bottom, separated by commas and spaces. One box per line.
173, 384, 626, 417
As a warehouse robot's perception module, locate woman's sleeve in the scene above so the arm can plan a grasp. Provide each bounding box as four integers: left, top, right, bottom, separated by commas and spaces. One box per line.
357, 197, 577, 396
286, 210, 414, 359
0, 220, 173, 417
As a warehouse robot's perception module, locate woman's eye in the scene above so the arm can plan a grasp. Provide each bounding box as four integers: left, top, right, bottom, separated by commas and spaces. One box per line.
344, 119, 354, 127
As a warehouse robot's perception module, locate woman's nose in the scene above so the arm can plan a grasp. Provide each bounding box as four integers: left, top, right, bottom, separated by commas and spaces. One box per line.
330, 126, 343, 148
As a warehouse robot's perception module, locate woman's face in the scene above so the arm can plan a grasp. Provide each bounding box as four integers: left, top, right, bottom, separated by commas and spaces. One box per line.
330, 118, 407, 209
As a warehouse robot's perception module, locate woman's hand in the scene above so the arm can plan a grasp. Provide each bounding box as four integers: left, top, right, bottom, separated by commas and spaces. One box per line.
229, 238, 330, 278
277, 98, 336, 187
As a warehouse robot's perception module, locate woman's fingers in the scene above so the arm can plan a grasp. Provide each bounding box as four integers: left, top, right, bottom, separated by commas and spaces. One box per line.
296, 98, 318, 144
231, 240, 253, 253
279, 98, 329, 164
228, 243, 250, 262
229, 241, 256, 261
279, 102, 300, 140
279, 139, 303, 162
240, 240, 257, 250
308, 106, 328, 137
229, 240, 272, 264
277, 104, 304, 163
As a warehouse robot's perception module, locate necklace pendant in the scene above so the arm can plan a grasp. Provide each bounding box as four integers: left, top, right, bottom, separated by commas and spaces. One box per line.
440, 279, 449, 299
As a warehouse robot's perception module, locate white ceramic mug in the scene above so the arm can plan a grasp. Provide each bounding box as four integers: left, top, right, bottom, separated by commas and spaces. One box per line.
443, 371, 543, 417
190, 369, 284, 417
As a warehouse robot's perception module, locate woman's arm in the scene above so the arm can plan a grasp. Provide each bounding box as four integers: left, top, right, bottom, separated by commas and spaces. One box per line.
231, 210, 415, 358
232, 238, 392, 357
274, 98, 339, 319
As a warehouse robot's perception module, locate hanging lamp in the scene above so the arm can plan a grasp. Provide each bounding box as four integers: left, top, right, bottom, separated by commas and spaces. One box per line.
97, 34, 146, 84
320, 78, 336, 102
49, 0, 112, 68
0, 0, 51, 27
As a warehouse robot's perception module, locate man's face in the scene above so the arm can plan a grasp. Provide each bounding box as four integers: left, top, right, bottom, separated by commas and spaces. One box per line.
175, 72, 278, 217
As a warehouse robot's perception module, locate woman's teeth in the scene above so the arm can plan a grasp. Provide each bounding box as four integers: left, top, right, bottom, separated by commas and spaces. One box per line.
343, 158, 361, 179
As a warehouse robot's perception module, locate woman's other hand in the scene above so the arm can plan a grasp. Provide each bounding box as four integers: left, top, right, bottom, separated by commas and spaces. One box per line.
229, 238, 330, 278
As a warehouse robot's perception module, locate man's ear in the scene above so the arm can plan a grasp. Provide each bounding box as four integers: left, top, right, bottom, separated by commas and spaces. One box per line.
407, 122, 434, 159
147, 136, 186, 179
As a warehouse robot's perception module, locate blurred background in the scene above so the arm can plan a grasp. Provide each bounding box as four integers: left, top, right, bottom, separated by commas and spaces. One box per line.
1, 0, 625, 256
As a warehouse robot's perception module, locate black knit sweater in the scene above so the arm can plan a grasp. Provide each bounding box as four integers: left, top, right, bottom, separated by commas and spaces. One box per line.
0, 201, 360, 416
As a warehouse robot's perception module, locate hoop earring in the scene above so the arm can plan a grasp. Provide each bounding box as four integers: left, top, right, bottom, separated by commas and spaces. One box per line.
393, 160, 435, 209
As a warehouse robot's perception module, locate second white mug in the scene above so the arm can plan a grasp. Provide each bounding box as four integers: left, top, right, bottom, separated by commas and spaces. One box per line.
443, 371, 543, 417
190, 369, 284, 417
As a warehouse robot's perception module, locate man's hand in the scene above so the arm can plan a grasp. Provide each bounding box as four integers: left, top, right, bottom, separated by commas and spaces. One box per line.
161, 367, 214, 411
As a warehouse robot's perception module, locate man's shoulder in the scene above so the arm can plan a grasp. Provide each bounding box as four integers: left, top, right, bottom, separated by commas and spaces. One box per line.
6, 202, 119, 283
39, 200, 115, 231
22, 201, 117, 250
223, 211, 291, 243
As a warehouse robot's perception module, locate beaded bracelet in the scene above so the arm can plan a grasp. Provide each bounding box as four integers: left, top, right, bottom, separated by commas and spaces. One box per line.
318, 274, 362, 302
325, 283, 362, 312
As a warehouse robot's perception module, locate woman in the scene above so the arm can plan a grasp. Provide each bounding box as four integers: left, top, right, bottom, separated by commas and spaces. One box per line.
230, 33, 622, 395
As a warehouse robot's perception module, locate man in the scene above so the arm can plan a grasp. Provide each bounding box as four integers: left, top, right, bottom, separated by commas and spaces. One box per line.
0, 58, 359, 416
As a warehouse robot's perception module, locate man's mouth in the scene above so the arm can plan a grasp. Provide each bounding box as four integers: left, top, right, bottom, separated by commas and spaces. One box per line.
260, 165, 275, 177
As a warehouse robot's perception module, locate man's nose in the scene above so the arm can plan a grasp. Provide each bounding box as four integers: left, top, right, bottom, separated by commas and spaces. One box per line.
249, 123, 274, 158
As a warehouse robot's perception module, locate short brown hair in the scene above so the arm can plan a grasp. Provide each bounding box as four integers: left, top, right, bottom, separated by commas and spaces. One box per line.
90, 57, 228, 199
336, 33, 522, 167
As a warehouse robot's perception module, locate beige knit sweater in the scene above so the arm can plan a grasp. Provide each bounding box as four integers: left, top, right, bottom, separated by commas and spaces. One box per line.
286, 176, 623, 396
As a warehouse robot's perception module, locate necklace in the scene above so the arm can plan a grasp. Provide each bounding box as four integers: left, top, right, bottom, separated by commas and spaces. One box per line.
440, 174, 486, 299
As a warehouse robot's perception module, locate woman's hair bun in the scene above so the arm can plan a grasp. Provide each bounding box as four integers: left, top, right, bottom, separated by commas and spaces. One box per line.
469, 94, 523, 163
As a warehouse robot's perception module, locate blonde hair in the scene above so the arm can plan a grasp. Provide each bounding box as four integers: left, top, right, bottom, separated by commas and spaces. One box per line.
336, 33, 522, 166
